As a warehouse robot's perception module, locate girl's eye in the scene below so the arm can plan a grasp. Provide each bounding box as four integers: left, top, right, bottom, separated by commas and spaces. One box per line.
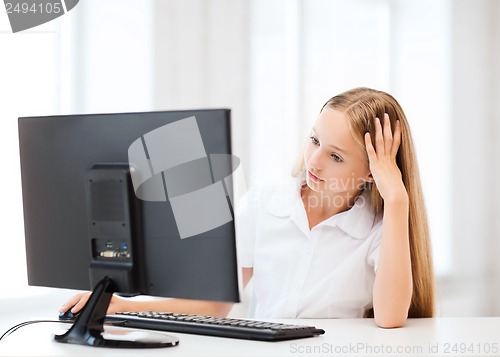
332, 154, 343, 162
310, 136, 319, 145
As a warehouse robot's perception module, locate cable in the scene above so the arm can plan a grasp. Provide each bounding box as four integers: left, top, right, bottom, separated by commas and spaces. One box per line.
0, 320, 72, 342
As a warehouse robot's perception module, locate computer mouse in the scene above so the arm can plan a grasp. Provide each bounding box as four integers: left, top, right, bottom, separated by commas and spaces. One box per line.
58, 308, 81, 321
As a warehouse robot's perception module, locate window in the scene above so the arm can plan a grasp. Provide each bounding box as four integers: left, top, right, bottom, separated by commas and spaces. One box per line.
1, 0, 452, 298
248, 0, 451, 274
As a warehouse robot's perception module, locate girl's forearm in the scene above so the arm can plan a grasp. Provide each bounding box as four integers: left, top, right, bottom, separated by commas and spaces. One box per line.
372, 194, 412, 328
118, 297, 234, 317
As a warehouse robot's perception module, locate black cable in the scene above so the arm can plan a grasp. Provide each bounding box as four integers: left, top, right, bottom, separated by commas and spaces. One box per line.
0, 320, 73, 342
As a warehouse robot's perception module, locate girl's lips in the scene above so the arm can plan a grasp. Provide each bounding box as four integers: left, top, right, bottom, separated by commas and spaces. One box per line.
308, 170, 322, 182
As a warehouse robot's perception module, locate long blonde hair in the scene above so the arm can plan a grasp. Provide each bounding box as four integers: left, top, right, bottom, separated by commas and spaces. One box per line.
293, 87, 435, 318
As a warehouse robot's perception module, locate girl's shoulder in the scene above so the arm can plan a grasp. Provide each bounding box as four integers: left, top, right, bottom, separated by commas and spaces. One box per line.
235, 176, 302, 217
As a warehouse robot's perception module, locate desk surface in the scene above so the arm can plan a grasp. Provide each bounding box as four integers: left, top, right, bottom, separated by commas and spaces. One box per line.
0, 317, 499, 357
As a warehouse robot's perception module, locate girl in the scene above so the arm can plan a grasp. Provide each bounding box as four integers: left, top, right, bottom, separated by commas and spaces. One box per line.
236, 87, 434, 327
60, 87, 435, 328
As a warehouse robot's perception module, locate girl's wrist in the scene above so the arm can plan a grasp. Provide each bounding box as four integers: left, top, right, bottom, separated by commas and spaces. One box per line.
114, 295, 140, 312
383, 188, 409, 206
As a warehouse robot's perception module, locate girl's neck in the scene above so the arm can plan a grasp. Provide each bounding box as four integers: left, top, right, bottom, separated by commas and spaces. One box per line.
300, 185, 362, 223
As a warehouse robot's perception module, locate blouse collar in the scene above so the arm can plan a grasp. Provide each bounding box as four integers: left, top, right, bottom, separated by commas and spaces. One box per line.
265, 175, 377, 240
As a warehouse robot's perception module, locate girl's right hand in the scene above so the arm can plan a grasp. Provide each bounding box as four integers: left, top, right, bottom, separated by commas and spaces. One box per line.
59, 291, 130, 315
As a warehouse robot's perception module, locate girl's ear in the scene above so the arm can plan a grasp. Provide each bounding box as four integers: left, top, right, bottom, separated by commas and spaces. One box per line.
366, 173, 375, 183
361, 174, 374, 190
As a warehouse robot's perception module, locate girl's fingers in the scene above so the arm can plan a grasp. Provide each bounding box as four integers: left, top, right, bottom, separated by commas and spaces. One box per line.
72, 293, 91, 312
383, 113, 393, 154
371, 114, 402, 161
60, 294, 82, 312
365, 132, 376, 163
391, 120, 402, 158
374, 117, 385, 156
59, 292, 91, 313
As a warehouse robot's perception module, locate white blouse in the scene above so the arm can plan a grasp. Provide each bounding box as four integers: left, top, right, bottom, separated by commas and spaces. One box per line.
236, 176, 383, 319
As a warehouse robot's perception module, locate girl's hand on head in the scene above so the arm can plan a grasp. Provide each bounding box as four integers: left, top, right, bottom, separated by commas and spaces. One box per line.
364, 113, 408, 203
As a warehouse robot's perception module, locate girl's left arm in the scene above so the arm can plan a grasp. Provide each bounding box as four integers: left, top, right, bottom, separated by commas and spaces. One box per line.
365, 114, 413, 328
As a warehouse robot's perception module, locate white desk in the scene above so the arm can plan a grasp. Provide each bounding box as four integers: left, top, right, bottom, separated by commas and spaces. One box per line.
0, 317, 499, 357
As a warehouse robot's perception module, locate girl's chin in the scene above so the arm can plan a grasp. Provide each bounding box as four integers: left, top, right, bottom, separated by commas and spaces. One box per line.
305, 178, 323, 191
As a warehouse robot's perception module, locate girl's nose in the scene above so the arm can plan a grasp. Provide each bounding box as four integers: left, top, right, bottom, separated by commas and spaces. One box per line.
308, 148, 323, 170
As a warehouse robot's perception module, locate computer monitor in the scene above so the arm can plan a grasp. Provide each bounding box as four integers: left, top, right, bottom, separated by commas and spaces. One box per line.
18, 109, 241, 348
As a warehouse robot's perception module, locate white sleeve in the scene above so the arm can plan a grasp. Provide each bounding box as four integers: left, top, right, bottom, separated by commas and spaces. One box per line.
234, 187, 260, 268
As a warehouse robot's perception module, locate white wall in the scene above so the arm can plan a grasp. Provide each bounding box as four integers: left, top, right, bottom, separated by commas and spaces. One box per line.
1, 0, 500, 321
437, 0, 500, 317
153, 0, 252, 186
494, 0, 500, 317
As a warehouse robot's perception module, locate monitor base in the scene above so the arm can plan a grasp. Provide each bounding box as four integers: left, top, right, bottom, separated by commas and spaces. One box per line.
54, 277, 178, 348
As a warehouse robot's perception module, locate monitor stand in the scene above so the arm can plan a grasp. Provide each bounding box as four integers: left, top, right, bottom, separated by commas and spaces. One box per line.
54, 276, 179, 348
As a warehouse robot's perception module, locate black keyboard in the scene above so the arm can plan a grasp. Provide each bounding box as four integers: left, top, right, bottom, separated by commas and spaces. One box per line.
105, 312, 325, 341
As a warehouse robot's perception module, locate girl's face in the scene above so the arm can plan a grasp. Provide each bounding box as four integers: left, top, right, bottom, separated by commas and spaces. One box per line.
304, 108, 372, 196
